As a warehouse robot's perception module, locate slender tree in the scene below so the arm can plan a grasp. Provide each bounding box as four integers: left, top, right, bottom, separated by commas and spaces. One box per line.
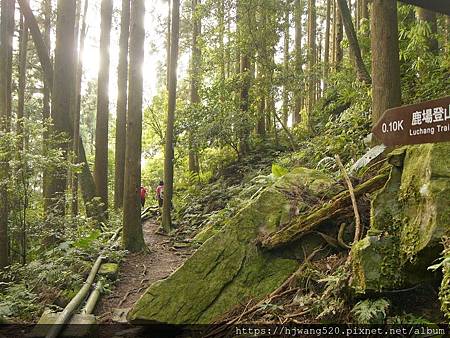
94, 0, 113, 215
72, 0, 89, 216
162, 0, 180, 232
307, 0, 316, 127
46, 0, 77, 219
189, 0, 201, 173
371, 0, 401, 125
122, 0, 146, 251
323, 0, 331, 91
16, 0, 29, 263
114, 0, 131, 209
17, 4, 28, 150
334, 0, 343, 69
293, 0, 303, 126
361, 0, 368, 20
337, 0, 371, 84
0, 0, 15, 268
41, 0, 51, 207
282, 0, 290, 126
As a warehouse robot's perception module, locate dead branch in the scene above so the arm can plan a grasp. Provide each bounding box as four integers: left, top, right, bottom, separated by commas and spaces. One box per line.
335, 154, 361, 243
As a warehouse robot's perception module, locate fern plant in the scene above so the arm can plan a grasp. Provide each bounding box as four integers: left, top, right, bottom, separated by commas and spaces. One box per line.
351, 298, 390, 324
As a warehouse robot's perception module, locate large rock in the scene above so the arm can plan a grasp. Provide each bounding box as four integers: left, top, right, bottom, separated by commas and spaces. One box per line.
352, 143, 450, 292
128, 168, 337, 324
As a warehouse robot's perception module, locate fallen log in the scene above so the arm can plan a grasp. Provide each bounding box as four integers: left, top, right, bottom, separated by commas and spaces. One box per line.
259, 173, 389, 250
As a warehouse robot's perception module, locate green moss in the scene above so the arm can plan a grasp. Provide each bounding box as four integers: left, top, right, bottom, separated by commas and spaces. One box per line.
128, 168, 332, 324
192, 224, 220, 244
352, 143, 450, 293
98, 263, 119, 281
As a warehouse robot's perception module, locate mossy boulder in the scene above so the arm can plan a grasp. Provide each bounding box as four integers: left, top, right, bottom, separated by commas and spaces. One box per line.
192, 224, 220, 244
352, 143, 450, 292
128, 168, 335, 324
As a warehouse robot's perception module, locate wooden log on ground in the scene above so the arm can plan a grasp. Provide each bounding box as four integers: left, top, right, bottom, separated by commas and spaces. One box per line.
259, 173, 389, 250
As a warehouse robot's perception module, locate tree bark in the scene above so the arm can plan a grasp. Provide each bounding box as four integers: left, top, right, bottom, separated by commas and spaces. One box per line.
415, 8, 438, 54
41, 0, 51, 205
337, 0, 371, 84
19, 0, 99, 218
114, 0, 130, 209
0, 0, 15, 268
162, 0, 180, 232
17, 0, 53, 89
361, 0, 369, 20
335, 0, 343, 69
122, 0, 146, 251
307, 0, 316, 128
282, 0, 290, 126
94, 0, 113, 215
189, 0, 201, 173
71, 0, 89, 216
293, 0, 303, 126
18, 3, 28, 150
323, 0, 331, 91
371, 0, 401, 126
46, 0, 77, 217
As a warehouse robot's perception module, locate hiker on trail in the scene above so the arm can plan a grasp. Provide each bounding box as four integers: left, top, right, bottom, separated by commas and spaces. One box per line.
156, 180, 164, 207
140, 186, 147, 208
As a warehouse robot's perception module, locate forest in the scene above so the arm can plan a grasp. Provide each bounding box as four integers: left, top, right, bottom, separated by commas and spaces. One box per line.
0, 0, 449, 336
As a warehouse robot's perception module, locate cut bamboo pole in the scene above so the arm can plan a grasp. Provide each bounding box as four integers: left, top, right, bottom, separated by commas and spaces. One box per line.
45, 256, 104, 338
81, 280, 103, 315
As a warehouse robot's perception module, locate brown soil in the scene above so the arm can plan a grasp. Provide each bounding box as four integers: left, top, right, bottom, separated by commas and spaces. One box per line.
95, 219, 192, 323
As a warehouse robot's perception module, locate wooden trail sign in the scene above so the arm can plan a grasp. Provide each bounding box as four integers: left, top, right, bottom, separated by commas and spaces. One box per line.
372, 96, 450, 146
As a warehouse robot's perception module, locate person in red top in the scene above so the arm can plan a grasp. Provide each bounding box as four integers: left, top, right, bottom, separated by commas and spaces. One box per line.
140, 186, 147, 208
156, 180, 164, 207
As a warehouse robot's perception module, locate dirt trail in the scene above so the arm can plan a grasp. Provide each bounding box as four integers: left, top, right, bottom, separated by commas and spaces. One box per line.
95, 219, 192, 323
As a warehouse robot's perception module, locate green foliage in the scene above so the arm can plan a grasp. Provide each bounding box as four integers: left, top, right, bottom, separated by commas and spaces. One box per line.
0, 211, 125, 322
271, 163, 288, 178
282, 108, 371, 173
351, 298, 390, 324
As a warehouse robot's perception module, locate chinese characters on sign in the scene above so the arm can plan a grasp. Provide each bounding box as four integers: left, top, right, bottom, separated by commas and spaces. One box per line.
372, 96, 450, 146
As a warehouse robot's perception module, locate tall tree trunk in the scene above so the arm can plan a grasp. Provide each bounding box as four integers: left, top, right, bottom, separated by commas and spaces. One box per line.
307, 0, 316, 128
0, 0, 15, 268
94, 0, 113, 215
361, 0, 368, 20
416, 8, 438, 54
219, 0, 225, 81
282, 0, 290, 126
371, 0, 401, 126
114, 0, 130, 209
162, 0, 180, 232
41, 0, 51, 206
323, 0, 331, 91
189, 0, 201, 173
335, 0, 343, 69
256, 60, 266, 137
19, 0, 99, 219
46, 0, 77, 218
122, 0, 146, 251
17, 1, 29, 264
293, 0, 303, 126
166, 0, 171, 89
17, 3, 28, 150
337, 0, 371, 84
72, 0, 89, 216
